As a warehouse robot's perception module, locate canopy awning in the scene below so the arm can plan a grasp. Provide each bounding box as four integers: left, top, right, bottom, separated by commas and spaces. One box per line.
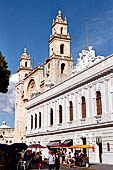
63, 139, 73, 146
47, 141, 61, 147
50, 143, 69, 148
69, 145, 94, 149
28, 144, 46, 149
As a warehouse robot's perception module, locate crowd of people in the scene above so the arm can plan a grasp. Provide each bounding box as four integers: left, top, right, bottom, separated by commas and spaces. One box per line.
0, 146, 86, 170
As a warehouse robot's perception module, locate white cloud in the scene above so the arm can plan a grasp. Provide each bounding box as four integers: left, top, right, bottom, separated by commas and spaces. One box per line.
0, 73, 18, 114
10, 73, 18, 83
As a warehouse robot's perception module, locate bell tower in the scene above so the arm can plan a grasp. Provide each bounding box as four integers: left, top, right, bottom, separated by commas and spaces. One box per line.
18, 48, 32, 81
45, 10, 73, 86
14, 48, 32, 143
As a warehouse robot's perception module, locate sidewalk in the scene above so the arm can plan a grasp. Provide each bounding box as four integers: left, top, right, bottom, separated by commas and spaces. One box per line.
89, 163, 113, 170
29, 162, 113, 170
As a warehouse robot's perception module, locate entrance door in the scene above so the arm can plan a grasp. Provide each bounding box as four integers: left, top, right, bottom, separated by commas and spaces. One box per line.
82, 137, 86, 154
99, 143, 102, 163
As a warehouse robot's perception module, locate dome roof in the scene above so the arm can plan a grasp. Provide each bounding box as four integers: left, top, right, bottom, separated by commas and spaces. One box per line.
0, 121, 11, 129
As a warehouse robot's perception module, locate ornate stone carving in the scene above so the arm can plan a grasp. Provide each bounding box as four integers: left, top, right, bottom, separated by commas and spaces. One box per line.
72, 46, 104, 75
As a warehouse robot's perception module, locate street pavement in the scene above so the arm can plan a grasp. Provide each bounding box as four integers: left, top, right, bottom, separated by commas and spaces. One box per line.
29, 163, 113, 170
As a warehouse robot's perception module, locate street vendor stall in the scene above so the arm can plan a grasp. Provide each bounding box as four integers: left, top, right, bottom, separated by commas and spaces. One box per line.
69, 145, 94, 167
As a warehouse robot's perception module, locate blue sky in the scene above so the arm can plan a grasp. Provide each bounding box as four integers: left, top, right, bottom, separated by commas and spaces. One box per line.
0, 0, 113, 127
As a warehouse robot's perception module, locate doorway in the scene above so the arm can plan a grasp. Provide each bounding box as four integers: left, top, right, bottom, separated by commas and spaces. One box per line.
99, 143, 102, 163
82, 137, 86, 154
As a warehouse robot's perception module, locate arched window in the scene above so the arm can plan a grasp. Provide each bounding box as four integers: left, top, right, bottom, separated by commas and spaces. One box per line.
60, 44, 64, 54
25, 73, 28, 77
61, 63, 65, 74
50, 108, 53, 126
48, 63, 50, 69
27, 79, 36, 99
69, 101, 73, 121
107, 143, 110, 151
96, 91, 102, 115
35, 114, 37, 129
81, 96, 86, 118
25, 61, 27, 67
39, 112, 41, 128
59, 105, 62, 124
31, 115, 33, 129
61, 27, 63, 34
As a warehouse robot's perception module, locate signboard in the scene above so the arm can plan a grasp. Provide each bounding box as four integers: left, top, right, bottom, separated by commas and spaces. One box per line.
96, 137, 102, 144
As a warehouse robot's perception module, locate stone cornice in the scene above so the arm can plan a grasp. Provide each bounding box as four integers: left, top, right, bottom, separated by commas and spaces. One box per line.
49, 35, 71, 43
26, 65, 113, 110
26, 121, 113, 138
52, 21, 67, 28
24, 65, 43, 80
17, 67, 32, 72
16, 81, 24, 87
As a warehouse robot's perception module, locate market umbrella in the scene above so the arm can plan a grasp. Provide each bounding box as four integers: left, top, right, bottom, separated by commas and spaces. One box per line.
10, 143, 28, 152
69, 145, 95, 161
28, 144, 46, 149
50, 143, 69, 148
69, 145, 94, 149
0, 143, 9, 150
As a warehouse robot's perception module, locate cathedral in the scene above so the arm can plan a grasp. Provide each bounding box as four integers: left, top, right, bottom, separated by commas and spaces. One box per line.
15, 11, 113, 164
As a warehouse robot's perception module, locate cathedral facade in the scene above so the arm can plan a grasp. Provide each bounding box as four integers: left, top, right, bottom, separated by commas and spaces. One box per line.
15, 11, 113, 164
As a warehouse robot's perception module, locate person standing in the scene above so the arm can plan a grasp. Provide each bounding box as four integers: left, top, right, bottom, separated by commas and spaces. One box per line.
38, 154, 42, 169
55, 153, 60, 170
48, 151, 55, 170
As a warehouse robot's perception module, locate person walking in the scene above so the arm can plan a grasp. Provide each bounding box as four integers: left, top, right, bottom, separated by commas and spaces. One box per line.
38, 154, 42, 169
55, 152, 60, 170
48, 151, 55, 170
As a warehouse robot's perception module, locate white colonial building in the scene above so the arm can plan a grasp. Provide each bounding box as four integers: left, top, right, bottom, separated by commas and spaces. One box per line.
15, 11, 113, 164
0, 121, 14, 144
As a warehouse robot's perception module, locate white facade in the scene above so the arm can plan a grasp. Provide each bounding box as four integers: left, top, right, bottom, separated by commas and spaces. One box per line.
15, 11, 113, 164
0, 121, 14, 144
26, 51, 113, 164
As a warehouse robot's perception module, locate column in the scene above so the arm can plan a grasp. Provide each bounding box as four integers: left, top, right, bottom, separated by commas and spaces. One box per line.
109, 77, 113, 113
78, 92, 82, 119
88, 85, 92, 117
62, 97, 66, 123
101, 81, 106, 115
75, 92, 78, 120
92, 85, 96, 116
42, 105, 44, 128
47, 104, 50, 126
63, 96, 67, 122
104, 78, 110, 113
65, 95, 69, 122
33, 110, 35, 129
28, 111, 31, 131
37, 109, 39, 128
43, 104, 46, 129
72, 93, 76, 121
45, 104, 48, 129
55, 100, 58, 124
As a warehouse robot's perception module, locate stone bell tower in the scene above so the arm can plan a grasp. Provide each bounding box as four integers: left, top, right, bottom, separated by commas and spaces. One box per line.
14, 48, 32, 143
45, 10, 73, 86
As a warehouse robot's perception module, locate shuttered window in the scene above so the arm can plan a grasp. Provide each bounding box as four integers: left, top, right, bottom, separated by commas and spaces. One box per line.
31, 115, 33, 129
59, 105, 62, 124
50, 108, 53, 126
35, 114, 37, 129
69, 101, 73, 121
39, 112, 41, 128
96, 91, 102, 115
81, 96, 86, 118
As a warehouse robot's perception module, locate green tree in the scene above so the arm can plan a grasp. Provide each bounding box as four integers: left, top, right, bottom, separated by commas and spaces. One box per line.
0, 51, 11, 93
